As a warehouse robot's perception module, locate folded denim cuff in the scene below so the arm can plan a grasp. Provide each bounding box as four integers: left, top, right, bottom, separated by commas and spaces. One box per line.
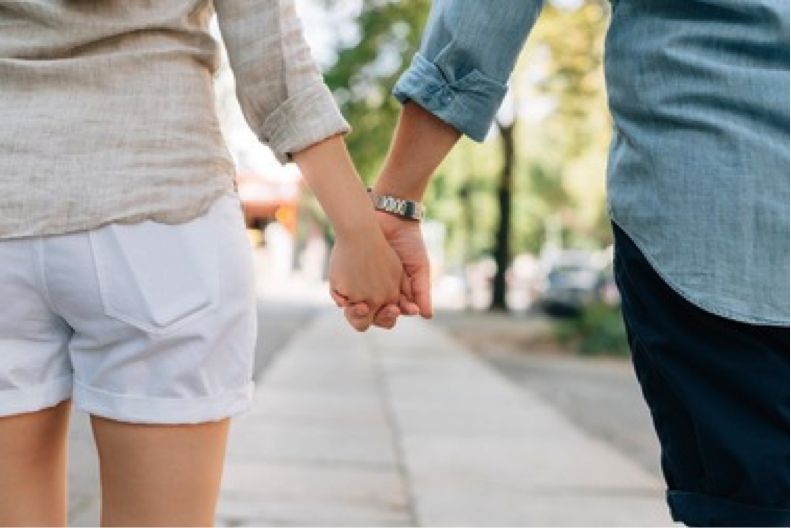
259, 82, 351, 164
393, 53, 508, 142
668, 490, 790, 527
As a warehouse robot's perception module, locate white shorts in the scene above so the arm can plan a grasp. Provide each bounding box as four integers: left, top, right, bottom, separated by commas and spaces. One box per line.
0, 192, 256, 424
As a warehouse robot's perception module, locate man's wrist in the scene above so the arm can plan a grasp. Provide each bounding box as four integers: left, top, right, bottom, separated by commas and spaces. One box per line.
372, 175, 427, 202
368, 188, 425, 221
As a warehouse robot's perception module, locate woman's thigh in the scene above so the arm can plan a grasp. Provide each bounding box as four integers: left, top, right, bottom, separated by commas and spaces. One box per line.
91, 416, 230, 527
0, 400, 71, 527
0, 236, 73, 526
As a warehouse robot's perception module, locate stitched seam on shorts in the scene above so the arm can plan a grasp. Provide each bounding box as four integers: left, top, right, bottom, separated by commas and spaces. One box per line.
35, 238, 60, 314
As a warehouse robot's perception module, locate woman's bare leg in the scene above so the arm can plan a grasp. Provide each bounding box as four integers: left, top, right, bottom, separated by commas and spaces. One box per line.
0, 400, 71, 527
91, 416, 230, 527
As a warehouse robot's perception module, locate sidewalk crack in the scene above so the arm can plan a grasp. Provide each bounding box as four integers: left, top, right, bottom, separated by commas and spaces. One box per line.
368, 335, 421, 528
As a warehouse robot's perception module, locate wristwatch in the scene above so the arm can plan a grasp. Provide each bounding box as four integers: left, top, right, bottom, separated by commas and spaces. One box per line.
367, 189, 425, 221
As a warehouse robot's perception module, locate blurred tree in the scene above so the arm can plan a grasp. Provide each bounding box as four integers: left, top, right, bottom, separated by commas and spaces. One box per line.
323, 0, 430, 180
491, 117, 517, 311
522, 0, 612, 247
321, 0, 611, 310
534, 2, 610, 160
492, 0, 609, 310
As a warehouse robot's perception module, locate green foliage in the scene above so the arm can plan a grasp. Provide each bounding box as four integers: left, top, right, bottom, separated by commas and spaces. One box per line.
514, 0, 612, 251
555, 302, 630, 357
324, 0, 430, 180
323, 0, 613, 265
530, 1, 611, 161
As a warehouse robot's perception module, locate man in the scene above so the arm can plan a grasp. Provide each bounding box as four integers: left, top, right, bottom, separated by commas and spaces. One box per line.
343, 1, 790, 526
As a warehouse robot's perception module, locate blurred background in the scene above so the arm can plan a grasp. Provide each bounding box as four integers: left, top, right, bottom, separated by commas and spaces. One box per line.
221, 0, 624, 355
67, 0, 673, 526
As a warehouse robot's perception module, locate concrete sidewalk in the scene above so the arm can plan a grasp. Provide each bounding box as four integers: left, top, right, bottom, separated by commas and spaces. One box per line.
215, 311, 673, 527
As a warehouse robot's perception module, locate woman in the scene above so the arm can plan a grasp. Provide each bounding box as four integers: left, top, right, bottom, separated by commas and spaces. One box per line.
0, 1, 405, 525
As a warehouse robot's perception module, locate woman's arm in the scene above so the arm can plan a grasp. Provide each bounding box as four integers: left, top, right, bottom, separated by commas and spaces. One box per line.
213, 0, 350, 163
292, 135, 404, 331
214, 0, 403, 330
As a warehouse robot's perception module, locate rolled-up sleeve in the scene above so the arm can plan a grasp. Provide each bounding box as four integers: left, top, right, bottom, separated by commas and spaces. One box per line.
394, 0, 544, 141
215, 0, 350, 164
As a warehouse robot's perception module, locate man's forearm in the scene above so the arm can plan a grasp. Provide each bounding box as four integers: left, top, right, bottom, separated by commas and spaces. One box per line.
373, 102, 461, 200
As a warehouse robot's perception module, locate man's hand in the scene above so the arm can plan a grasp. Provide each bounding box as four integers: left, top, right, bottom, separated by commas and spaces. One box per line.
340, 211, 433, 329
374, 211, 432, 318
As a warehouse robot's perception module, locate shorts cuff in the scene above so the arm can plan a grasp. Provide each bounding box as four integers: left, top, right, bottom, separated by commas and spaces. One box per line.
73, 379, 254, 424
668, 490, 790, 527
0, 375, 72, 417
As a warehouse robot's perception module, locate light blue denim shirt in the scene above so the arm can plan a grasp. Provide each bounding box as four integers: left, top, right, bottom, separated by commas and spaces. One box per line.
394, 0, 790, 326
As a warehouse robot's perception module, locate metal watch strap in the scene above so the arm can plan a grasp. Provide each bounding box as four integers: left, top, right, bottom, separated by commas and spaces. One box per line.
367, 189, 425, 221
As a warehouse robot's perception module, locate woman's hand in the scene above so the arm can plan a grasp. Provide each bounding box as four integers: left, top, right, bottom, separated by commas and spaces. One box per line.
292, 135, 408, 332
341, 211, 432, 330
329, 224, 404, 332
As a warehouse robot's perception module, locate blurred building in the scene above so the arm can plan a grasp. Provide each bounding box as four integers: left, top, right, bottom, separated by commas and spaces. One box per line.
235, 171, 300, 233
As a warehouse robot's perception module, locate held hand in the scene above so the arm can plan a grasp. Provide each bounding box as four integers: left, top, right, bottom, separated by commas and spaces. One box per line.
342, 211, 433, 329
329, 225, 403, 332
375, 211, 432, 317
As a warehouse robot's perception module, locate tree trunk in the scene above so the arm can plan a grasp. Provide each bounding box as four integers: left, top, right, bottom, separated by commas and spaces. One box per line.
490, 120, 516, 311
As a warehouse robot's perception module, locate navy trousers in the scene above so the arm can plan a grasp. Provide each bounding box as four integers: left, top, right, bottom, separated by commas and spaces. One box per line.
612, 222, 790, 527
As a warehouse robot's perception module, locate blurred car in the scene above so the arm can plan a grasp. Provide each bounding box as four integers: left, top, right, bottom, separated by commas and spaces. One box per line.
536, 250, 606, 316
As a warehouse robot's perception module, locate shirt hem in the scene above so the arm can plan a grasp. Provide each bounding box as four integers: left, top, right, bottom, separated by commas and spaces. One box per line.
609, 214, 789, 328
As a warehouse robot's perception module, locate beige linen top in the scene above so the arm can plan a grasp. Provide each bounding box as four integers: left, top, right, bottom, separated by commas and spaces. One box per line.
0, 0, 350, 238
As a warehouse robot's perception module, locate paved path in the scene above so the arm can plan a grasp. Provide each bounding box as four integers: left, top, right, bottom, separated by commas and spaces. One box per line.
433, 310, 663, 479
214, 311, 672, 527
66, 252, 673, 526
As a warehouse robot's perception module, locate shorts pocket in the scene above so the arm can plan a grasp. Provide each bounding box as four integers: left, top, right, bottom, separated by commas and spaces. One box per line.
89, 209, 220, 336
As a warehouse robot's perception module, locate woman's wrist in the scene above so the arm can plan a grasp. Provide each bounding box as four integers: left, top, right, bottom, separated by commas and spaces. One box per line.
332, 205, 382, 241
293, 135, 383, 241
